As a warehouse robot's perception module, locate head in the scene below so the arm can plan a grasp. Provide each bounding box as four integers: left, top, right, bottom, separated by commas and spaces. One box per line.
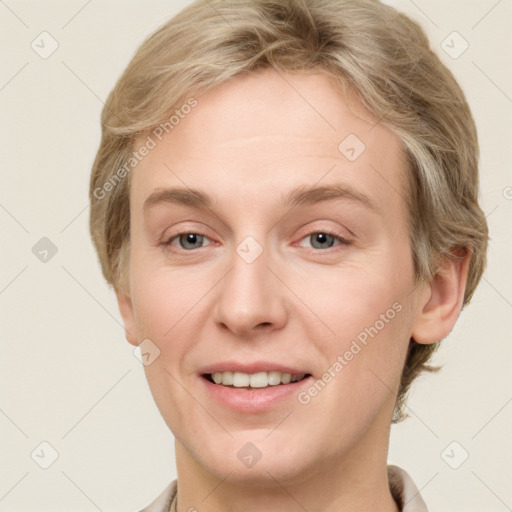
89, 0, 488, 484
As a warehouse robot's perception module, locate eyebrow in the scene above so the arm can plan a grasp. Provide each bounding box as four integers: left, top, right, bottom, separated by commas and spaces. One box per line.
142, 183, 379, 214
282, 183, 378, 212
143, 187, 212, 213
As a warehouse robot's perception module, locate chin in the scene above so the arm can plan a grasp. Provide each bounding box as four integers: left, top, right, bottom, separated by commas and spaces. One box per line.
205, 454, 309, 488
184, 430, 325, 488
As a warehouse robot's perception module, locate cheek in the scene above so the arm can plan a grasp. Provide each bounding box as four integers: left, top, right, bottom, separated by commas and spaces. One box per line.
131, 269, 203, 430
304, 260, 409, 342
130, 263, 205, 341
303, 309, 411, 444
304, 264, 413, 414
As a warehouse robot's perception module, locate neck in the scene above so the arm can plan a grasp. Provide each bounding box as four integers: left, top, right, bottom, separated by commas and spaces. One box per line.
173, 415, 400, 512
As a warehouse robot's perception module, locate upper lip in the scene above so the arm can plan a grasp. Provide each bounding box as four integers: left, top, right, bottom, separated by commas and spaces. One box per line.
199, 361, 311, 376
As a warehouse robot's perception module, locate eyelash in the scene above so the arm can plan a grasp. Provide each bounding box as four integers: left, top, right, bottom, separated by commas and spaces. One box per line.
162, 230, 351, 254
296, 230, 352, 250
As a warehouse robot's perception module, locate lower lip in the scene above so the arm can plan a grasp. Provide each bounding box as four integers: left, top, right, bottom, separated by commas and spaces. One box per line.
200, 375, 313, 413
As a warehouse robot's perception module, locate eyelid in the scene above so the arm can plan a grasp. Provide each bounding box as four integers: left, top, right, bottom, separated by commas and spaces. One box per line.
164, 231, 214, 249
161, 221, 214, 243
162, 227, 352, 255
295, 229, 352, 249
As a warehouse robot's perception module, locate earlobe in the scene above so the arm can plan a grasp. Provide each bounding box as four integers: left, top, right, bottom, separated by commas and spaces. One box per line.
115, 289, 139, 347
411, 248, 471, 345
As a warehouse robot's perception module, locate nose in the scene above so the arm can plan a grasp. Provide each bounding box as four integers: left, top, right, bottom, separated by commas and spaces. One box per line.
213, 239, 288, 338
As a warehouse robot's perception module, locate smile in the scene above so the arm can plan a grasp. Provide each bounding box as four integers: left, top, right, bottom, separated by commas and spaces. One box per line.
205, 371, 310, 388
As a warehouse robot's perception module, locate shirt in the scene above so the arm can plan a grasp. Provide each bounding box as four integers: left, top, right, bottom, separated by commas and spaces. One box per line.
139, 464, 428, 512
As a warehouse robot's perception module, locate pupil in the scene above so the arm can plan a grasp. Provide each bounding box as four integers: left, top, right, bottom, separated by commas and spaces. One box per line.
180, 233, 202, 250
313, 233, 334, 249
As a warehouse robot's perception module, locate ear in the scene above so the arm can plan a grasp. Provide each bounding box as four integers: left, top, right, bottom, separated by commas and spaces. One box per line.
411, 248, 471, 344
115, 289, 139, 347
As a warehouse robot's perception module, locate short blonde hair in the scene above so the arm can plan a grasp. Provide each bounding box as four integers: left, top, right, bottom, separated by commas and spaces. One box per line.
89, 0, 489, 421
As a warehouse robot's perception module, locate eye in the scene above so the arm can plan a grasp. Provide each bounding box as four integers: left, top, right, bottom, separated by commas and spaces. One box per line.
298, 231, 351, 250
162, 230, 351, 254
164, 232, 212, 251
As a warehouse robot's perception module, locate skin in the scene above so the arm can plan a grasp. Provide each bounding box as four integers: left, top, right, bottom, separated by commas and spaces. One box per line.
116, 69, 469, 512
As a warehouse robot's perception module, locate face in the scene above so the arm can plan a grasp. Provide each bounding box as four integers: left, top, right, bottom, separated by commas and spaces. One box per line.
119, 69, 424, 485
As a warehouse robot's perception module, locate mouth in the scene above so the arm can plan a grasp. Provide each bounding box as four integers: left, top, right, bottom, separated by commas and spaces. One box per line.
202, 371, 312, 389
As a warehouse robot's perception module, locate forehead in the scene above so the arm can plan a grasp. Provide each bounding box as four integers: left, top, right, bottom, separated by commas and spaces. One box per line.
130, 69, 409, 217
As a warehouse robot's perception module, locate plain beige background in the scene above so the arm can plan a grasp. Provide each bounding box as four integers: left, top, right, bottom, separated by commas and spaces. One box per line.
0, 1, 511, 511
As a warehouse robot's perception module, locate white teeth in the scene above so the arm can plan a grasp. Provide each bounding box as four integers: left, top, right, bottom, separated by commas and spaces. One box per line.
233, 372, 250, 387
209, 371, 307, 388
249, 372, 268, 388
268, 371, 282, 385
222, 371, 233, 385
280, 372, 291, 384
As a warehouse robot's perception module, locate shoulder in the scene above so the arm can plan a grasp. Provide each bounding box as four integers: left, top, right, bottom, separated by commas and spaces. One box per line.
137, 480, 177, 512
388, 465, 429, 512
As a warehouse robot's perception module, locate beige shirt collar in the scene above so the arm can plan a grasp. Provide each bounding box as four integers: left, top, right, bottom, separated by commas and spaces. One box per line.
140, 465, 428, 512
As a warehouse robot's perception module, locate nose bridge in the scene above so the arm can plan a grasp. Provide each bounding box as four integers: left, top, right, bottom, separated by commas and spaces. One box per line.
213, 233, 286, 336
